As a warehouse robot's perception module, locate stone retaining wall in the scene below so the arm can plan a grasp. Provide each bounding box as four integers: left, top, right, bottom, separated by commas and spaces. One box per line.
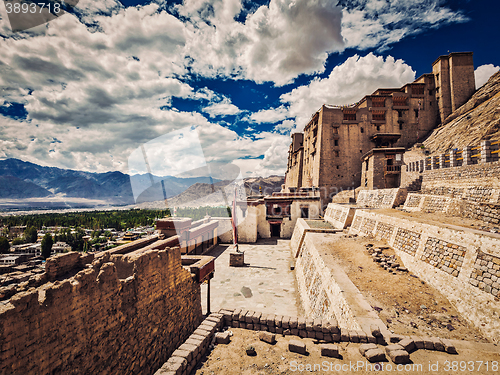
356, 188, 408, 208
324, 203, 356, 229
402, 193, 500, 225
349, 210, 500, 343
421, 161, 500, 205
0, 248, 202, 375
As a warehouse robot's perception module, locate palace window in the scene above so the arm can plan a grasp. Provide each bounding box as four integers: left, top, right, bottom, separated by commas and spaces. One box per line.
372, 97, 386, 107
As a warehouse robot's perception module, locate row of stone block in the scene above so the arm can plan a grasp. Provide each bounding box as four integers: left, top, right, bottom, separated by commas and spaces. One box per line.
154, 312, 223, 375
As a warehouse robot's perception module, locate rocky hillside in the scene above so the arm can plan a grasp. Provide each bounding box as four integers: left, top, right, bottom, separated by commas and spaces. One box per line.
423, 70, 500, 153
136, 176, 285, 208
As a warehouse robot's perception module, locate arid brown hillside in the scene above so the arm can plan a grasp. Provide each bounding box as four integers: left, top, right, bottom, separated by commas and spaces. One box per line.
423, 70, 500, 153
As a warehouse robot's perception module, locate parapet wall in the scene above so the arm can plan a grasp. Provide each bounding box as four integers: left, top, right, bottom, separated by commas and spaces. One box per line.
0, 248, 202, 374
402, 193, 500, 225
294, 233, 361, 331
324, 203, 356, 229
349, 210, 500, 343
420, 161, 500, 204
356, 188, 408, 208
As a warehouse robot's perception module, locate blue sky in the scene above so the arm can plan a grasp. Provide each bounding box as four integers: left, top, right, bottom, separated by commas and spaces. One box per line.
0, 0, 499, 178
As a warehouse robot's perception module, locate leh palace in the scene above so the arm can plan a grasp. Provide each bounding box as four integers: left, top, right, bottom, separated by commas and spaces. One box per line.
2, 52, 500, 374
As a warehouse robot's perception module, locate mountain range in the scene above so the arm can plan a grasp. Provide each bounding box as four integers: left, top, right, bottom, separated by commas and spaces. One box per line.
0, 158, 284, 210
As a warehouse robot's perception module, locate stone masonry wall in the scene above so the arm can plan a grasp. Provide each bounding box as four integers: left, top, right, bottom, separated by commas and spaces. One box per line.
0, 248, 202, 375
402, 193, 500, 225
323, 203, 355, 229
356, 188, 407, 209
421, 161, 500, 204
349, 209, 500, 343
294, 236, 361, 331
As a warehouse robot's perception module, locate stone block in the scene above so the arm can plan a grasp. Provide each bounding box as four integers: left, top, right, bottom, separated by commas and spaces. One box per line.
282, 316, 290, 329
171, 349, 191, 362
388, 349, 410, 364
229, 252, 244, 267
231, 321, 239, 328
315, 331, 323, 340
305, 318, 314, 331
385, 344, 404, 354
357, 330, 368, 343
323, 333, 332, 342
331, 333, 341, 342
261, 325, 268, 332
252, 311, 262, 324
313, 319, 323, 332
298, 330, 307, 338
289, 317, 298, 329
275, 315, 283, 327
289, 340, 307, 355
348, 330, 359, 343
269, 326, 276, 333
440, 338, 458, 354
253, 324, 261, 331
178, 343, 198, 358
307, 330, 316, 339
245, 310, 255, 323
398, 338, 415, 352
283, 329, 291, 336
359, 343, 378, 356
366, 334, 377, 344
376, 336, 387, 345
370, 324, 382, 337
215, 331, 230, 344
340, 331, 349, 342
246, 323, 253, 330
297, 317, 306, 330
291, 328, 299, 336
232, 308, 241, 321
390, 334, 404, 343
364, 348, 386, 363
320, 344, 339, 358
430, 337, 445, 351
276, 327, 283, 334
238, 310, 248, 322
239, 322, 246, 329
410, 336, 424, 349
259, 331, 276, 344
422, 337, 434, 350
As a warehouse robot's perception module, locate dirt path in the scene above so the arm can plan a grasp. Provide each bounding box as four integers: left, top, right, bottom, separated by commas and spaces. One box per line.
317, 234, 488, 342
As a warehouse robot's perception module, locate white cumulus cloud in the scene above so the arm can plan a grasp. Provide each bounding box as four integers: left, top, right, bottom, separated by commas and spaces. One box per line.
475, 64, 500, 89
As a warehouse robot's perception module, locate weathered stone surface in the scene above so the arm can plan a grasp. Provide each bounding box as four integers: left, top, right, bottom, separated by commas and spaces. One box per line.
320, 344, 339, 358
411, 336, 424, 349
398, 338, 415, 352
364, 348, 386, 363
385, 344, 404, 353
359, 343, 378, 356
313, 318, 323, 332
215, 332, 230, 344
370, 324, 382, 337
259, 331, 276, 344
422, 337, 434, 350
440, 338, 458, 354
388, 349, 410, 364
289, 340, 307, 355
0, 248, 202, 375
305, 318, 314, 331
431, 337, 445, 351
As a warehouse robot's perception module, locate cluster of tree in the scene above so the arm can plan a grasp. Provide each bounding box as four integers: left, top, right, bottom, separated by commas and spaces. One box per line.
54, 228, 86, 252
0, 236, 9, 254
10, 226, 38, 246
0, 209, 170, 231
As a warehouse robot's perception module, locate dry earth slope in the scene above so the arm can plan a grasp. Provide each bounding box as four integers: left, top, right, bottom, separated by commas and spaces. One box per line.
423, 70, 500, 153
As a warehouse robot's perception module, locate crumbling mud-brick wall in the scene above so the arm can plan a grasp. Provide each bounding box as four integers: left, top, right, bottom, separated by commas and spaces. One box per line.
0, 249, 202, 375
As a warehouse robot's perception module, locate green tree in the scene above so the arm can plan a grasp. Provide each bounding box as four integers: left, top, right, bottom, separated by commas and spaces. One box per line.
12, 237, 24, 245
0, 236, 9, 254
41, 233, 53, 259
24, 226, 38, 243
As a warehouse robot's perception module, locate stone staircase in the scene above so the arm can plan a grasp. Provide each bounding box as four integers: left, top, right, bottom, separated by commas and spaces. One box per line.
404, 175, 423, 192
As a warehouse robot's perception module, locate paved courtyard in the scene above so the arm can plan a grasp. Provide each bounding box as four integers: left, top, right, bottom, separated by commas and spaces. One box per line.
200, 239, 300, 317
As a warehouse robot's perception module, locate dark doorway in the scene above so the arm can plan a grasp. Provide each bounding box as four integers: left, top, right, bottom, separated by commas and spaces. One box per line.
270, 223, 281, 237
300, 206, 309, 219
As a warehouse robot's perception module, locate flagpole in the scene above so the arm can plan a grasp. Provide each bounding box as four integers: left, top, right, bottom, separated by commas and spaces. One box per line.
232, 184, 239, 252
